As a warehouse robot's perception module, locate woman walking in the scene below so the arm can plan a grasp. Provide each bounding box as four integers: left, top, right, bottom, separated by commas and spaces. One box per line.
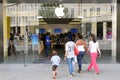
64, 38, 75, 77
87, 34, 101, 75
75, 34, 87, 73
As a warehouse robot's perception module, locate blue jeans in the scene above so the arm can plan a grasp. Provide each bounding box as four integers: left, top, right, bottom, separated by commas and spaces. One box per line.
66, 57, 74, 75
77, 51, 85, 71
45, 45, 50, 57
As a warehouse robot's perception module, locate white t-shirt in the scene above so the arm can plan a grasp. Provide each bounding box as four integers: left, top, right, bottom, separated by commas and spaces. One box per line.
51, 55, 60, 66
65, 41, 75, 58
77, 45, 85, 51
89, 41, 99, 53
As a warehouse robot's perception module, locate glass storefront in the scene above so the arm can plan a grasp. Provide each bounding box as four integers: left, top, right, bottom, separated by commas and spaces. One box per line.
3, 2, 116, 64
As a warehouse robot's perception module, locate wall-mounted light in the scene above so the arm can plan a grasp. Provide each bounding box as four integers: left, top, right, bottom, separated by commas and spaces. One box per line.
37, 16, 43, 19
78, 16, 83, 19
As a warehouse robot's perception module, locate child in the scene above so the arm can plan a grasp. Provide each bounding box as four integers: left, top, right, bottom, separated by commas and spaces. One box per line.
51, 50, 61, 79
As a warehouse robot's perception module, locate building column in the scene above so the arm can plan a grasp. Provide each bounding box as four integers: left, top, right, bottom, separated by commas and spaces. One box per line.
103, 22, 107, 40
3, 1, 10, 58
112, 2, 117, 58
91, 23, 97, 35
91, 17, 97, 36
20, 17, 26, 36
20, 26, 25, 36
0, 3, 3, 62
15, 27, 18, 34
91, 23, 97, 36
116, 0, 120, 62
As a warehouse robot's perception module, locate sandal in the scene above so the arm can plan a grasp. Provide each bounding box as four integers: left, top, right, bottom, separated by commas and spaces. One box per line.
55, 73, 57, 76
53, 77, 56, 79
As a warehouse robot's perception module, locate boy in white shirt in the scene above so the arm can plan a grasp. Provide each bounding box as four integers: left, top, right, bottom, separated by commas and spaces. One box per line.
51, 50, 61, 79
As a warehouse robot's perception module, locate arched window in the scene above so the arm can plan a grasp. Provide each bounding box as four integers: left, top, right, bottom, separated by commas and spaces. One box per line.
97, 8, 100, 16
110, 5, 114, 14
84, 9, 87, 17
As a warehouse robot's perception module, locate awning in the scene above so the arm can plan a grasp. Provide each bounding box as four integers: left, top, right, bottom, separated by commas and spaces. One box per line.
39, 18, 81, 24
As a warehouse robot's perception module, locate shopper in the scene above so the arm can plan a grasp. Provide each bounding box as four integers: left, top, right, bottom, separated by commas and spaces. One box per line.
64, 38, 75, 77
45, 32, 51, 57
8, 41, 17, 59
51, 50, 61, 79
87, 34, 101, 75
75, 34, 87, 73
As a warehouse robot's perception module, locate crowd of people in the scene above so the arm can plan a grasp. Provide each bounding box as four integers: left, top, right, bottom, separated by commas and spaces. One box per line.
38, 31, 79, 57
50, 33, 101, 79
8, 31, 101, 80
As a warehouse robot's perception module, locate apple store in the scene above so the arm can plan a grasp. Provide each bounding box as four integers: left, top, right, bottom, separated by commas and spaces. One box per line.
0, 0, 120, 64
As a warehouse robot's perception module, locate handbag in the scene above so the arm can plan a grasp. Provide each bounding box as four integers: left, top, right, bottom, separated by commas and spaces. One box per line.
74, 45, 79, 55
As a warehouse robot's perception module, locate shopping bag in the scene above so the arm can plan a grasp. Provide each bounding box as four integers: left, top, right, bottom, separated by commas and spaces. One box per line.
74, 46, 79, 55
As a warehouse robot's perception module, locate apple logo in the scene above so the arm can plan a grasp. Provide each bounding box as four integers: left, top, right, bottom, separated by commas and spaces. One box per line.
55, 4, 65, 18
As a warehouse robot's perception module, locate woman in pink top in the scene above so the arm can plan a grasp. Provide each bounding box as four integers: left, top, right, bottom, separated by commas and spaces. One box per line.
87, 34, 101, 75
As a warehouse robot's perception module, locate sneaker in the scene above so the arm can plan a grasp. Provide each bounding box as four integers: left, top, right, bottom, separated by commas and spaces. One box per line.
53, 76, 56, 79
95, 72, 100, 75
87, 69, 90, 72
68, 75, 73, 77
55, 72, 57, 76
72, 74, 75, 77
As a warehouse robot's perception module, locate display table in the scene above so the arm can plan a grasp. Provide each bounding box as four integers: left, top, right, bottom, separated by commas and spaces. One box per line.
51, 42, 65, 48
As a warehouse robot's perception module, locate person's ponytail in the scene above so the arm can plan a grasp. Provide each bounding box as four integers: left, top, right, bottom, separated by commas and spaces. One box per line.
91, 34, 96, 43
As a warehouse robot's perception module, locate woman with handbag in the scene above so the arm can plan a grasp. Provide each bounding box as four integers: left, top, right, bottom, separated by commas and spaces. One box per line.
87, 34, 101, 75
75, 34, 87, 73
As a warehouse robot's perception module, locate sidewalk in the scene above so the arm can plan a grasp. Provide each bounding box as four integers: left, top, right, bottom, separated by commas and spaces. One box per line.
0, 63, 119, 80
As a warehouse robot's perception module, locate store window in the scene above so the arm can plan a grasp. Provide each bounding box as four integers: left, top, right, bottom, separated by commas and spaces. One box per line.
97, 8, 100, 16
70, 8, 74, 18
110, 5, 114, 14
70, 28, 78, 33
39, 28, 45, 34
84, 9, 87, 17
90, 8, 93, 16
90, 7, 95, 16
54, 28, 62, 34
